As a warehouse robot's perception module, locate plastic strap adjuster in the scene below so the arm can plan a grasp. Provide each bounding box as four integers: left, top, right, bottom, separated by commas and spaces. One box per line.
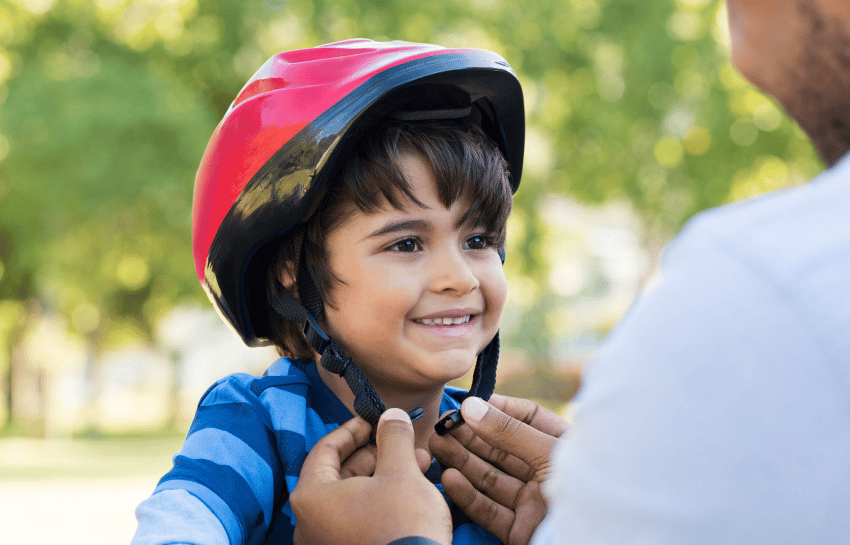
434, 410, 464, 436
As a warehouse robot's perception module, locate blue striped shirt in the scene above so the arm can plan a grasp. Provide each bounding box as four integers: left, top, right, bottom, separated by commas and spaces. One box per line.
136, 357, 499, 545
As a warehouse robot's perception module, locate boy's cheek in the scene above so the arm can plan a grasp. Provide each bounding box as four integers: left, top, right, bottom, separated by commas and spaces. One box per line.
483, 268, 508, 318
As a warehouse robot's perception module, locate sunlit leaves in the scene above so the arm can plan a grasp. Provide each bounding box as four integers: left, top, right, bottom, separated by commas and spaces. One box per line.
0, 0, 825, 359
0, 22, 214, 346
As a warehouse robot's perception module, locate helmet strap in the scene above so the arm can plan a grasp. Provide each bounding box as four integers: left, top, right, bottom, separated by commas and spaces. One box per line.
468, 331, 499, 400
270, 281, 392, 434
269, 238, 424, 439
434, 331, 499, 436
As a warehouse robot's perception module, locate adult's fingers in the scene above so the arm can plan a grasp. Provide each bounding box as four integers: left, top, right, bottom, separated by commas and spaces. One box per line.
510, 481, 548, 545
339, 444, 432, 478
414, 448, 433, 474
432, 418, 535, 483
487, 394, 568, 438
339, 444, 377, 479
461, 397, 559, 480
374, 408, 420, 477
442, 468, 547, 545
440, 467, 514, 543
434, 396, 567, 483
431, 431, 526, 509
298, 415, 372, 485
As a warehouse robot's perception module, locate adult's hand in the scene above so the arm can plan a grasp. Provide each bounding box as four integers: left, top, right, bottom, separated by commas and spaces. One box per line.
336, 432, 432, 480
291, 409, 452, 545
429, 394, 568, 545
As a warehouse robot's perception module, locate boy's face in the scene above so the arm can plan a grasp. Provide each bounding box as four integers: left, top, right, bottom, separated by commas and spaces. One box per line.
320, 152, 508, 392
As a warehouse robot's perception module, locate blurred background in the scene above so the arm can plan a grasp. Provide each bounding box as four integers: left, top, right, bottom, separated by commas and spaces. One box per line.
0, 0, 820, 542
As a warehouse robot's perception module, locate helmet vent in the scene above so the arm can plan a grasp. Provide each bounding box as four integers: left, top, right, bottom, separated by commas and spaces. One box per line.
390, 106, 472, 121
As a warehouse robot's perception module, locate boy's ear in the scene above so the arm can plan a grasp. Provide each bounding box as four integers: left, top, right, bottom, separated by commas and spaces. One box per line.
277, 264, 296, 291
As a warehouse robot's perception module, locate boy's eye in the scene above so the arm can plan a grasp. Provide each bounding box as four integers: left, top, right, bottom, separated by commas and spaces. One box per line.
463, 235, 491, 250
389, 238, 421, 252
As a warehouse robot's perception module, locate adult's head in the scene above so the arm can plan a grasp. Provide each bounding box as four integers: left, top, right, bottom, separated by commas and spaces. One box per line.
726, 0, 850, 165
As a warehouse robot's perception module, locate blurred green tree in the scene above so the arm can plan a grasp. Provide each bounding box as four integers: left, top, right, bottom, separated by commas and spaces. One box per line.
0, 0, 821, 433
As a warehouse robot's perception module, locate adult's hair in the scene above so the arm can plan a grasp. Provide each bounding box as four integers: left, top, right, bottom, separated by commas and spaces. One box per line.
264, 118, 512, 360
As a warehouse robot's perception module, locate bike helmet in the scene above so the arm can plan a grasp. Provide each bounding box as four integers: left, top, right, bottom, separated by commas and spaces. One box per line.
192, 39, 524, 427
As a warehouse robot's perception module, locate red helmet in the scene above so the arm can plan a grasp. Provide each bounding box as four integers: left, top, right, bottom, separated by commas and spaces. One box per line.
192, 38, 524, 346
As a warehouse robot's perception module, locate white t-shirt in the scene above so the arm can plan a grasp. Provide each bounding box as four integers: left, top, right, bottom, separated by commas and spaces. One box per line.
534, 154, 850, 544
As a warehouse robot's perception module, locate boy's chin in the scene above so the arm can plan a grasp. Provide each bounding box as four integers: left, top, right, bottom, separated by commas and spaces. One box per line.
379, 364, 476, 393
424, 361, 478, 387
356, 350, 482, 391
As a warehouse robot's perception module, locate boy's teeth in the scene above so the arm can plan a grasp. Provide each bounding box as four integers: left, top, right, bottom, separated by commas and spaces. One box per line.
417, 315, 471, 326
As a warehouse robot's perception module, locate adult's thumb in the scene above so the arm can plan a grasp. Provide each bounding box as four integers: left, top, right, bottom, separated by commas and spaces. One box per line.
374, 408, 419, 477
460, 397, 557, 472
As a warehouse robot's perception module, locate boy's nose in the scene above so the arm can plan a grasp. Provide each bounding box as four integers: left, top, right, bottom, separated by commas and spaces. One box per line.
429, 247, 479, 294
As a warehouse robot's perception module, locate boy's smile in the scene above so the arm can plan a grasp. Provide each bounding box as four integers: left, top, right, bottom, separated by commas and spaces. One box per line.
318, 152, 507, 395
412, 309, 478, 337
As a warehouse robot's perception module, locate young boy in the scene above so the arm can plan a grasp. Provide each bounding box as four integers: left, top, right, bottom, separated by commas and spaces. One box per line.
132, 39, 524, 545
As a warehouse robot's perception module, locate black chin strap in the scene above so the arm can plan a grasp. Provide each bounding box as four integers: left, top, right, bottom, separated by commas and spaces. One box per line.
470, 332, 499, 400
434, 332, 499, 435
269, 243, 391, 430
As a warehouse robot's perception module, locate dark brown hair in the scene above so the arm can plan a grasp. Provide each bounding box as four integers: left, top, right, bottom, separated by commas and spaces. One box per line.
264, 118, 512, 360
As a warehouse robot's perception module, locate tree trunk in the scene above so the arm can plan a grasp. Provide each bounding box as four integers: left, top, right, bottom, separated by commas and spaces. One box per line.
1, 306, 27, 433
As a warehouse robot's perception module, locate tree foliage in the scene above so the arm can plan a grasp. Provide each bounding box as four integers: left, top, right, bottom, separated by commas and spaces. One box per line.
0, 0, 822, 405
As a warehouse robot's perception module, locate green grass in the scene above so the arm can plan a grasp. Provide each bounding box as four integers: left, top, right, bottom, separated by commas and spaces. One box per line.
0, 435, 185, 481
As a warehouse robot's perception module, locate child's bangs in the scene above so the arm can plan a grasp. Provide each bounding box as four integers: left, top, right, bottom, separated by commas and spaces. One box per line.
332, 119, 513, 243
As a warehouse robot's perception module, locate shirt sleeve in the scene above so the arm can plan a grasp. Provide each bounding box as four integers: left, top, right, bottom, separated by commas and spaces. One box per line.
142, 376, 285, 545
132, 488, 229, 545
533, 234, 850, 544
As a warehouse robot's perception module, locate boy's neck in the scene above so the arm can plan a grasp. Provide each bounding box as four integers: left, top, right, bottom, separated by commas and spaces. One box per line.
314, 360, 445, 452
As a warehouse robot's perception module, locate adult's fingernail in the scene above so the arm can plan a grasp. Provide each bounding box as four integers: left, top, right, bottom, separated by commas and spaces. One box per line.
382, 408, 411, 423
462, 397, 488, 423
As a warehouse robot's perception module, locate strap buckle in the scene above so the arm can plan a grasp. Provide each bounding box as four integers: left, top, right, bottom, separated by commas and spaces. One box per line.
434, 410, 464, 436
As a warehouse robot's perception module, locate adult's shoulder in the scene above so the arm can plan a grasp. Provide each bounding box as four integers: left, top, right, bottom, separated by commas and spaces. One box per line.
547, 157, 850, 544
667, 154, 850, 279
655, 155, 850, 372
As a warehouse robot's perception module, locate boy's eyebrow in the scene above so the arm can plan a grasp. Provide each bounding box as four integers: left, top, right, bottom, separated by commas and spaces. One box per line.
365, 219, 430, 240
